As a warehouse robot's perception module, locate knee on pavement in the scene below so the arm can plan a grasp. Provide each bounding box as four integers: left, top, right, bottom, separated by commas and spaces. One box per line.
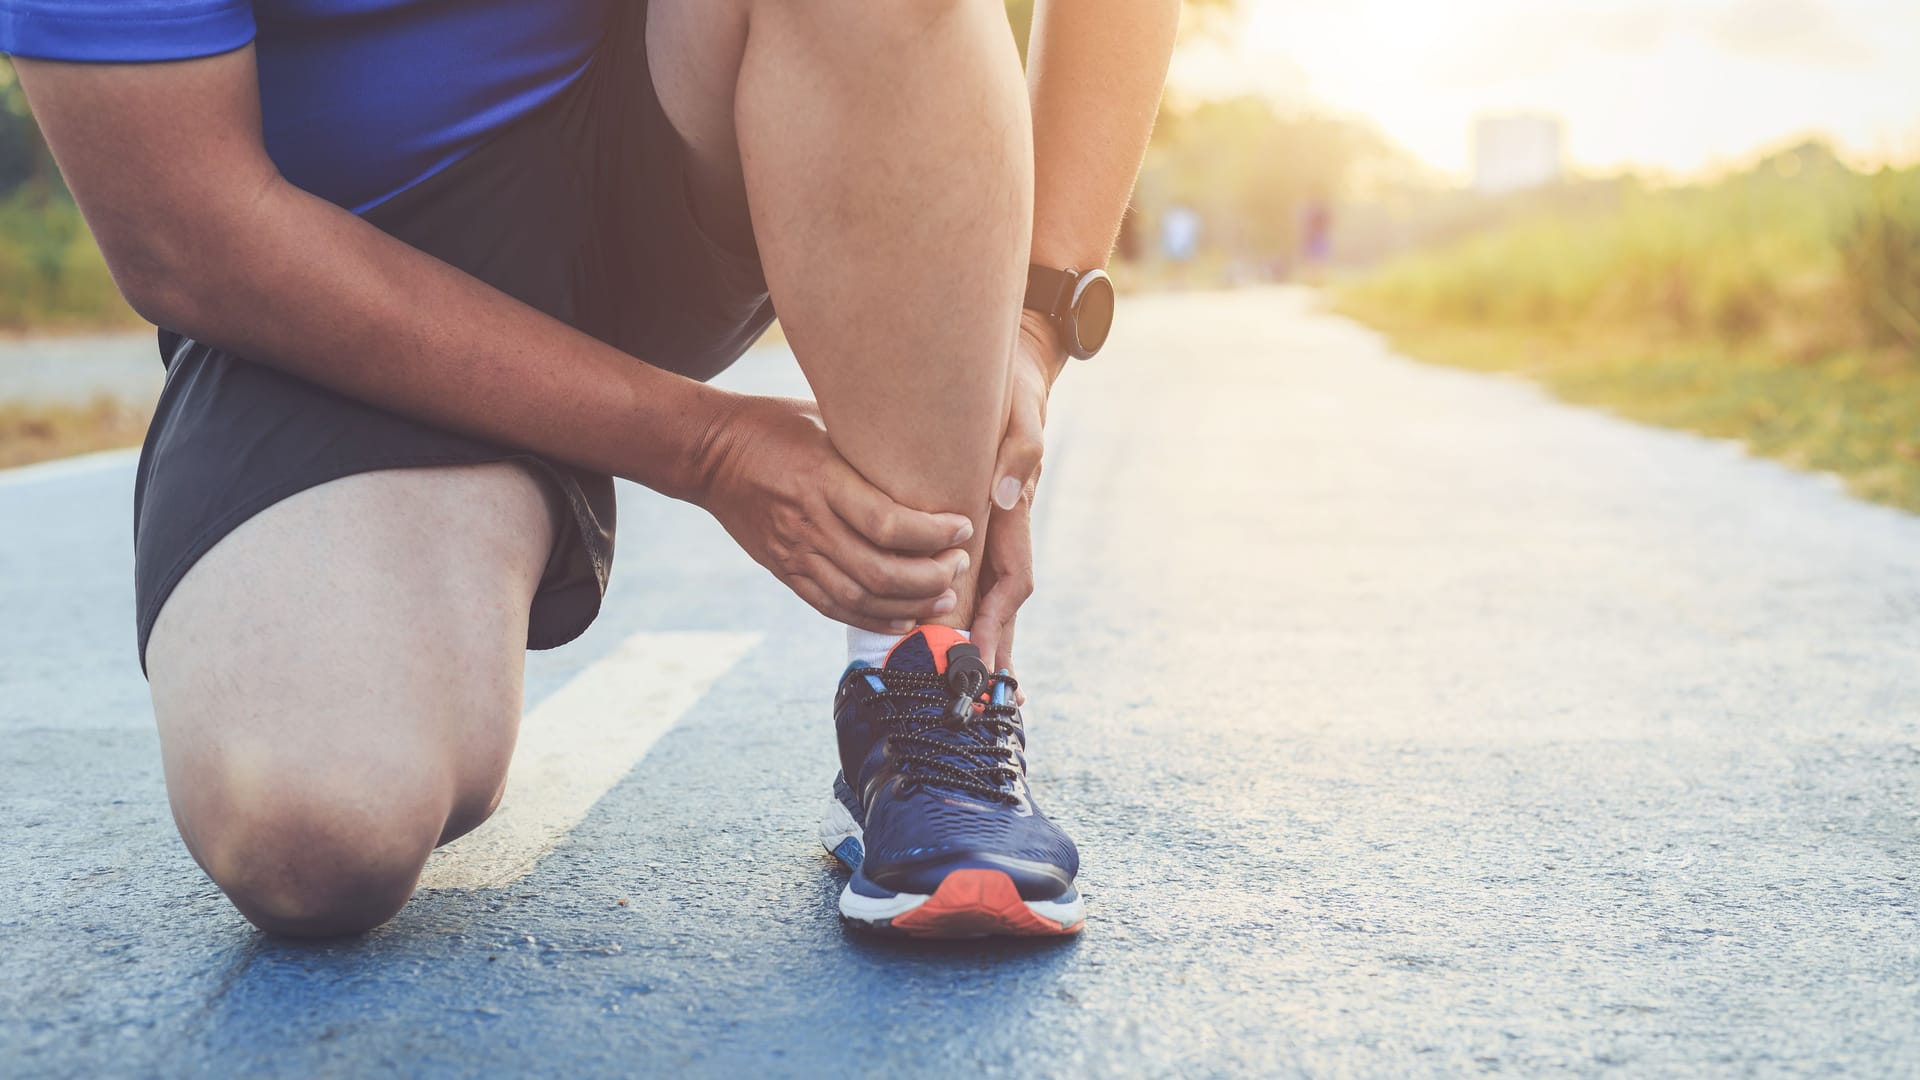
181, 764, 454, 939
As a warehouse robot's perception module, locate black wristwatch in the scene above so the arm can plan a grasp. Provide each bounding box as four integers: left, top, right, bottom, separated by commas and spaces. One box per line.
1024, 264, 1116, 360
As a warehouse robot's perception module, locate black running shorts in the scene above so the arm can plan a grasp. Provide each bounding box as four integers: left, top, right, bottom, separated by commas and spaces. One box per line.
131, 2, 774, 669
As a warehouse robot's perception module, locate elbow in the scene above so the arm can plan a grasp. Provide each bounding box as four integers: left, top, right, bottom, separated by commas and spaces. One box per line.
115, 277, 192, 333
105, 242, 204, 332
105, 192, 279, 338
90, 191, 267, 334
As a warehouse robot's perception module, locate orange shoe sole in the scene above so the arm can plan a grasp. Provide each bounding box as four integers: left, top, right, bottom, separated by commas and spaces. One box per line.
883, 869, 1084, 939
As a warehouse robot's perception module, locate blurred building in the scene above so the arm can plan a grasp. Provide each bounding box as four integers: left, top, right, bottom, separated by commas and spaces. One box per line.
1471, 113, 1564, 194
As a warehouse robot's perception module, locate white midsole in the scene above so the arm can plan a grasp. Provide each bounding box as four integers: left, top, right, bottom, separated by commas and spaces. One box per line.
839, 884, 934, 921
837, 883, 1085, 927
1013, 893, 1085, 924
821, 794, 1084, 926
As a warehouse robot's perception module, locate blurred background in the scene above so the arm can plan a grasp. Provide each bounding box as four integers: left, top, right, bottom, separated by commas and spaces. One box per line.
2, 0, 1916, 508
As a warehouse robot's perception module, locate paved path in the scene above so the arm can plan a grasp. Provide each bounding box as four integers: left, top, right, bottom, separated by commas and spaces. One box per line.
2, 289, 1915, 1076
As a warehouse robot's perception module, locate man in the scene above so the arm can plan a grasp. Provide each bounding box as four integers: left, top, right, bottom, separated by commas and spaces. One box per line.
4, 0, 1176, 938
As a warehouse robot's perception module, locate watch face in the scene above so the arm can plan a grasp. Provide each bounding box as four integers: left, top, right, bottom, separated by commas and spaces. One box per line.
1071, 270, 1116, 359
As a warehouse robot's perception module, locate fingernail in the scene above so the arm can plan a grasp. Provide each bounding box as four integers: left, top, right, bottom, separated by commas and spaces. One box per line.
955, 551, 970, 575
952, 520, 974, 544
890, 621, 914, 634
993, 476, 1022, 510
932, 592, 957, 615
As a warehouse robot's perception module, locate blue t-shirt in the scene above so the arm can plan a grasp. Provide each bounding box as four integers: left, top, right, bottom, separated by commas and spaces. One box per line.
0, 0, 611, 212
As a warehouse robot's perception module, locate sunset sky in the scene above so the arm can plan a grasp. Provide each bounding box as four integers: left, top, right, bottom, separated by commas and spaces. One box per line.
1169, 0, 1920, 179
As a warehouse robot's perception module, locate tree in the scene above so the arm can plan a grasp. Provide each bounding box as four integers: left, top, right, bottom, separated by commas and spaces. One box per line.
0, 58, 53, 201
1135, 96, 1400, 265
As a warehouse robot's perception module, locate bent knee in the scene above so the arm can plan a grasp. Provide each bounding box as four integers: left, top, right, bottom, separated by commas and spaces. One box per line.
184, 779, 448, 938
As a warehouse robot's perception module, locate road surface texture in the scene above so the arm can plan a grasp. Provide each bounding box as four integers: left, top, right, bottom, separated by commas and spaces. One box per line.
2, 289, 1916, 1076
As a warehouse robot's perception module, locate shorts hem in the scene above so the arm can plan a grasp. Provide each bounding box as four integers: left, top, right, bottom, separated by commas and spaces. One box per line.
135, 451, 604, 675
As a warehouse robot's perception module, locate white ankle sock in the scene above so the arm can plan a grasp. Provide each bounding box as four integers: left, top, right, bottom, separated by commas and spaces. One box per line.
846, 625, 968, 668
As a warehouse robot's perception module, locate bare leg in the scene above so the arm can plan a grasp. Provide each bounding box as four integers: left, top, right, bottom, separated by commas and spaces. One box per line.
651, 0, 1032, 627
144, 463, 554, 937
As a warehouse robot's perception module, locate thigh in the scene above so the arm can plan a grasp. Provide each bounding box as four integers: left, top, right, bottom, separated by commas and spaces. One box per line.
566, 0, 774, 381
145, 461, 557, 852
645, 0, 753, 245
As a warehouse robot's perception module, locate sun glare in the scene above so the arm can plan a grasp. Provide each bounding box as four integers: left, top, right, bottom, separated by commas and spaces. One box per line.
1174, 0, 1920, 180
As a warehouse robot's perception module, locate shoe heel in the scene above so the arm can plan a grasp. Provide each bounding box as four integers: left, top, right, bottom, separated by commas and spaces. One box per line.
818, 791, 864, 869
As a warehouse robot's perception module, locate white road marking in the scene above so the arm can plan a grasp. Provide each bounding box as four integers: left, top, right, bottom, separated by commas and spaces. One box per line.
418, 630, 763, 890
0, 447, 139, 490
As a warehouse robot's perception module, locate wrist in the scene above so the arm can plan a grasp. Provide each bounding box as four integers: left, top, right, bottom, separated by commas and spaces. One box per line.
1019, 307, 1071, 386
625, 374, 743, 505
683, 387, 748, 506
1022, 261, 1115, 364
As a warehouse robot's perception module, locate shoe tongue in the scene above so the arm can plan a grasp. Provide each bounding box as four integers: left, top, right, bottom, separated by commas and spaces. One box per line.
883, 625, 970, 675
880, 626, 1009, 795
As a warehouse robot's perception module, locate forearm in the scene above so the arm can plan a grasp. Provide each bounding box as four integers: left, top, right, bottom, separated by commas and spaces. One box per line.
141, 181, 735, 500
1025, 0, 1180, 273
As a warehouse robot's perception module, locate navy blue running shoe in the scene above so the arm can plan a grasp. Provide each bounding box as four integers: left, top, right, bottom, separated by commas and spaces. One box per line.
820, 625, 1082, 937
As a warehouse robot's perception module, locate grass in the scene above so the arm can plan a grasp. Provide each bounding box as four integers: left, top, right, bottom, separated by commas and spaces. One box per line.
0, 192, 147, 469
0, 395, 146, 469
0, 191, 147, 468
1339, 146, 1920, 513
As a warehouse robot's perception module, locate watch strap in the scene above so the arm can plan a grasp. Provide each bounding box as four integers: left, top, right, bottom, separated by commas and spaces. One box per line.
1024, 264, 1076, 321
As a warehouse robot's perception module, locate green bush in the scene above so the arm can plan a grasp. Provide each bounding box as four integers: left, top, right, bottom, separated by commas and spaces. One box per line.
1345, 147, 1919, 363
0, 194, 139, 332
1843, 168, 1920, 351
1337, 146, 1920, 513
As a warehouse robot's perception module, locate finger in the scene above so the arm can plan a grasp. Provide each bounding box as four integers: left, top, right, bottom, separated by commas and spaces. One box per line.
994, 608, 1017, 676
787, 574, 921, 637
971, 575, 1026, 703
969, 561, 1002, 668
991, 387, 1046, 511
825, 464, 973, 553
973, 504, 1034, 674
972, 573, 1024, 670
818, 514, 969, 599
970, 593, 1010, 671
798, 554, 957, 624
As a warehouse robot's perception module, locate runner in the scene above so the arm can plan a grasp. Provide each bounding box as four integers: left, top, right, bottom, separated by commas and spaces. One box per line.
2, 0, 1177, 938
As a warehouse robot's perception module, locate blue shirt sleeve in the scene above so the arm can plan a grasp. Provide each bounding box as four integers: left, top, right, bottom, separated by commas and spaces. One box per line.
0, 1, 254, 62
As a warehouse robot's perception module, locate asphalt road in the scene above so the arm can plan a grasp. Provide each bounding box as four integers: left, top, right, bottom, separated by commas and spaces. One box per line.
2, 289, 1916, 1077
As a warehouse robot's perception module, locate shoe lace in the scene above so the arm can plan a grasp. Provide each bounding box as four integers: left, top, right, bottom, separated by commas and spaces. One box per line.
863, 669, 1024, 805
